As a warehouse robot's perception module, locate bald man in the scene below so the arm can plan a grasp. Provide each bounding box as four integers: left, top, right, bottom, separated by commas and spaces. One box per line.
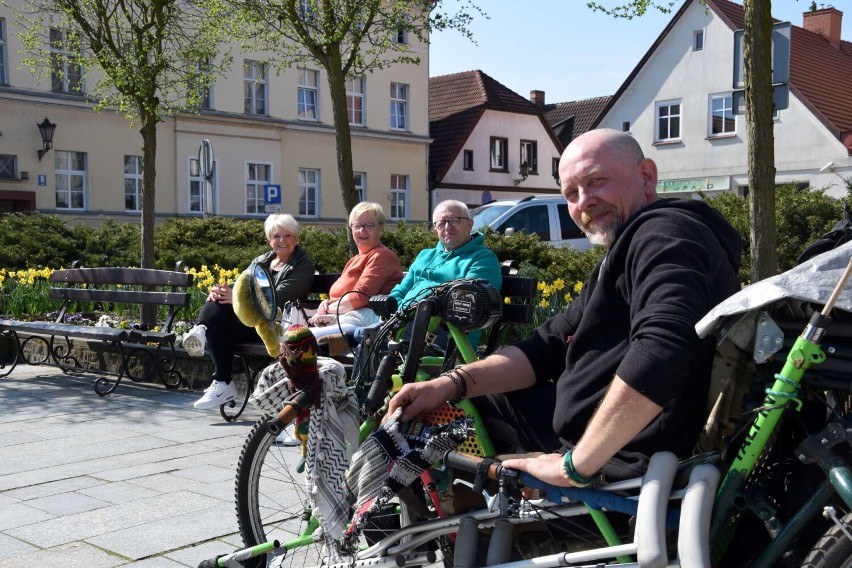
389, 129, 742, 485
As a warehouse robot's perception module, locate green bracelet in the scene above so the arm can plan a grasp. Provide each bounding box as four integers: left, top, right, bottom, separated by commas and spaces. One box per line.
561, 449, 602, 487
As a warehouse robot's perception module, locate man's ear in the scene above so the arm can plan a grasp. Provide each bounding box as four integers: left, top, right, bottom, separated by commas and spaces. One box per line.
638, 159, 658, 195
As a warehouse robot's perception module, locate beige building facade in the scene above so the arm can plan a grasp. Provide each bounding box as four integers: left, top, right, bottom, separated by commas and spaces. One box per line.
0, 5, 431, 225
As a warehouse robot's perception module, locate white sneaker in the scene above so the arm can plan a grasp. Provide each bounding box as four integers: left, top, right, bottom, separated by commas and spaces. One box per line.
275, 423, 300, 447
183, 324, 207, 357
193, 380, 237, 410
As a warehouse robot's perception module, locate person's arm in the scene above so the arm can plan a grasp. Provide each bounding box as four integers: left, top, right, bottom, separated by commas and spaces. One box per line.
387, 346, 536, 422
502, 376, 662, 485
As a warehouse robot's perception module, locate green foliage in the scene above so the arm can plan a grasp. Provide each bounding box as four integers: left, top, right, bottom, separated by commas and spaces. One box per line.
0, 212, 83, 269
300, 226, 351, 273
705, 184, 845, 283
154, 217, 269, 270
78, 219, 140, 267
379, 222, 438, 267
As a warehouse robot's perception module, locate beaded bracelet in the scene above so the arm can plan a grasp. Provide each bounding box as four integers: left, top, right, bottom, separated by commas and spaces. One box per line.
561, 449, 603, 487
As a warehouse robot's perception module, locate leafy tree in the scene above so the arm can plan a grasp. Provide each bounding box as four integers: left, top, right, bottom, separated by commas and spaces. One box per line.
8, 0, 230, 323
219, 0, 483, 253
589, 0, 780, 281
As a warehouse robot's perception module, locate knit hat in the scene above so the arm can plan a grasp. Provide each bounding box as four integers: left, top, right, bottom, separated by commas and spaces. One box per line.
279, 324, 321, 405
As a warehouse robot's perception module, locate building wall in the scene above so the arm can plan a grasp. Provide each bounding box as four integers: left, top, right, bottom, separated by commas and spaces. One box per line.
598, 1, 851, 198
0, 3, 431, 224
435, 109, 562, 208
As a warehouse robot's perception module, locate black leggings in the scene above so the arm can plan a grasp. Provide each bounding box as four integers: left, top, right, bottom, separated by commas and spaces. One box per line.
197, 301, 260, 383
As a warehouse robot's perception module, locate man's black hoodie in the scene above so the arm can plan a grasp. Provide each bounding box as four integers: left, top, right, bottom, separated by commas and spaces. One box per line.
515, 199, 742, 480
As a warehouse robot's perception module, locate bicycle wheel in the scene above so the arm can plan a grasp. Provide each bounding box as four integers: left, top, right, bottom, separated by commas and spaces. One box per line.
235, 418, 412, 568
801, 511, 852, 568
236, 417, 325, 568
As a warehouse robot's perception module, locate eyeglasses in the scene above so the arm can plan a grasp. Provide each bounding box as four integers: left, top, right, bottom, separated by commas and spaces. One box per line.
350, 223, 377, 231
433, 217, 469, 230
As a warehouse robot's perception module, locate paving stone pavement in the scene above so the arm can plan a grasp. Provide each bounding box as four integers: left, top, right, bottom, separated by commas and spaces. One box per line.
0, 365, 277, 566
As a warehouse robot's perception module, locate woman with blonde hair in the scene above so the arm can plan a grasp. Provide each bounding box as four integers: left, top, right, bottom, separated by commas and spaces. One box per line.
187, 213, 315, 410
308, 202, 403, 340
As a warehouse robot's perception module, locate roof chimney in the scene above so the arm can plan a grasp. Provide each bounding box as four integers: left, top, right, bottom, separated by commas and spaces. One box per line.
530, 90, 545, 108
803, 7, 843, 48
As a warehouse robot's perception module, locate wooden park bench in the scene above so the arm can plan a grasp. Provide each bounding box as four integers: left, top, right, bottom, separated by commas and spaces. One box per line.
0, 263, 193, 396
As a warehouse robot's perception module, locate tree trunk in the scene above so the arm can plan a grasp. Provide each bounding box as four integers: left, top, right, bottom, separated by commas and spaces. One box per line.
325, 50, 360, 256
743, 0, 777, 281
140, 114, 158, 326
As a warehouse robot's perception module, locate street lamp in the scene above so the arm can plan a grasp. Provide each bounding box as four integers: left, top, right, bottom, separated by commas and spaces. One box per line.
37, 117, 57, 161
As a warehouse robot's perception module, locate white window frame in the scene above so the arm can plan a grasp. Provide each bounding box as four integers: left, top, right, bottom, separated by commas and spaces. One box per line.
390, 82, 408, 131
124, 155, 143, 212
244, 60, 267, 115
245, 161, 273, 215
354, 172, 366, 202
188, 156, 218, 214
389, 174, 408, 220
520, 140, 538, 173
693, 29, 705, 52
298, 68, 319, 120
655, 100, 682, 143
394, 28, 408, 44
299, 168, 320, 218
708, 93, 736, 137
54, 150, 87, 210
49, 28, 83, 94
346, 76, 365, 126
0, 18, 7, 85
193, 60, 213, 110
490, 137, 508, 171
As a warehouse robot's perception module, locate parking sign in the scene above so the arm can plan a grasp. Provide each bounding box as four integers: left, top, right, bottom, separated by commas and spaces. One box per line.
264, 184, 282, 213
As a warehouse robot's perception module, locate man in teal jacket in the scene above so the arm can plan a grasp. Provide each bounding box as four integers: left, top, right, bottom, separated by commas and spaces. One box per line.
390, 200, 502, 347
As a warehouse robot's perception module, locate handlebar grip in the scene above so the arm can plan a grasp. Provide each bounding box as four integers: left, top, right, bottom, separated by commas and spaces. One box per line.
364, 353, 396, 414
400, 298, 439, 383
267, 389, 313, 435
443, 451, 504, 481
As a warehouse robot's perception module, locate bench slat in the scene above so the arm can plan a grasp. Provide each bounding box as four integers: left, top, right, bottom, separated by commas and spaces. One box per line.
49, 287, 191, 307
0, 319, 127, 342
52, 268, 192, 287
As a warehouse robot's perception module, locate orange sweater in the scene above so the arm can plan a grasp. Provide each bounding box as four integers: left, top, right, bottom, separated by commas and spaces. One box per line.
328, 244, 403, 310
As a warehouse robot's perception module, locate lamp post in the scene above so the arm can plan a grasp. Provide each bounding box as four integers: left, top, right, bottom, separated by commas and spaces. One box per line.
37, 117, 57, 161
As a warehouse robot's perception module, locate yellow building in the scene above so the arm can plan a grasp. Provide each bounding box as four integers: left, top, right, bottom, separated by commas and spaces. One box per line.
0, 5, 431, 225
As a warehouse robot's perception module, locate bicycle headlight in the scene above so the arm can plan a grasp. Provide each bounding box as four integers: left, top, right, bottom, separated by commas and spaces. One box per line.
441, 279, 502, 332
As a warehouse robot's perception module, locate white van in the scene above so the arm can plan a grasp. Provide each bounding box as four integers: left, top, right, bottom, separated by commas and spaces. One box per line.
470, 195, 593, 251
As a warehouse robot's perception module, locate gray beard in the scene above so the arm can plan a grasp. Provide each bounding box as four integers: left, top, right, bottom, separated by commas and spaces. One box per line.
585, 218, 622, 248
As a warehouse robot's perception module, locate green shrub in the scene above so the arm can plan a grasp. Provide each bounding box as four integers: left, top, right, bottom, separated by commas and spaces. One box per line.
0, 212, 84, 268
706, 184, 845, 283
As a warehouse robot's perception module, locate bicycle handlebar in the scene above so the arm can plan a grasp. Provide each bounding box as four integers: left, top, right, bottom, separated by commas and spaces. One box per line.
267, 389, 313, 435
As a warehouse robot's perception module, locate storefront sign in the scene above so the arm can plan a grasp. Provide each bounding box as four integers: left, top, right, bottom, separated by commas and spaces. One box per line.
656, 176, 731, 193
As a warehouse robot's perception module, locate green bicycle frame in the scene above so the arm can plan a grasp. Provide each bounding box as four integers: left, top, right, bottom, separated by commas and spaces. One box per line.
711, 258, 852, 563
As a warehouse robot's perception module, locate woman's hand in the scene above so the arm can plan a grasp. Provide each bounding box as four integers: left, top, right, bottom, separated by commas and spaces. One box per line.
207, 284, 233, 304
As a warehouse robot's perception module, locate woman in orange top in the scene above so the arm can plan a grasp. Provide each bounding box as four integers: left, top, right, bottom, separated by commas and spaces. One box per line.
308, 202, 403, 340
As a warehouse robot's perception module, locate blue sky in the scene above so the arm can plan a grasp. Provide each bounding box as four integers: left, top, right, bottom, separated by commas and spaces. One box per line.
429, 0, 852, 103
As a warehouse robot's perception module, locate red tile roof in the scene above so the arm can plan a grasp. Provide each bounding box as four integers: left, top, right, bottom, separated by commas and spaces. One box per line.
712, 0, 852, 144
544, 96, 612, 147
594, 0, 852, 151
429, 70, 547, 181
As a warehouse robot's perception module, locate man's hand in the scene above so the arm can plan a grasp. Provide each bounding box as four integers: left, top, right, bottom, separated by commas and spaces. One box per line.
501, 453, 572, 487
386, 377, 456, 423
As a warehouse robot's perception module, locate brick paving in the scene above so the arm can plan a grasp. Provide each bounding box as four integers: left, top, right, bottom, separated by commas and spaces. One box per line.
0, 365, 272, 567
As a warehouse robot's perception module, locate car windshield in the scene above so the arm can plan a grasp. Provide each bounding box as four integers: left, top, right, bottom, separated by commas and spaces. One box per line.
471, 203, 513, 232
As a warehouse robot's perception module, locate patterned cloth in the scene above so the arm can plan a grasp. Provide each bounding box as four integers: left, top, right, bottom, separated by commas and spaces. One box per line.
305, 358, 360, 540
341, 409, 472, 548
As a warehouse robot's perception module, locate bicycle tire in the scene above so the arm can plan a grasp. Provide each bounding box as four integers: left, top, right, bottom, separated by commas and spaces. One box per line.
235, 417, 413, 568
801, 511, 852, 568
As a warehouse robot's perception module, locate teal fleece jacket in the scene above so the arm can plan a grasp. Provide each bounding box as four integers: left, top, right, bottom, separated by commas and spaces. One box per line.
391, 232, 501, 308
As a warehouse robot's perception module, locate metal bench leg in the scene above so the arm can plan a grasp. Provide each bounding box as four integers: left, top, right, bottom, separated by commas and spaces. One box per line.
93, 341, 129, 396
220, 354, 255, 422
0, 329, 21, 378
153, 343, 188, 390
